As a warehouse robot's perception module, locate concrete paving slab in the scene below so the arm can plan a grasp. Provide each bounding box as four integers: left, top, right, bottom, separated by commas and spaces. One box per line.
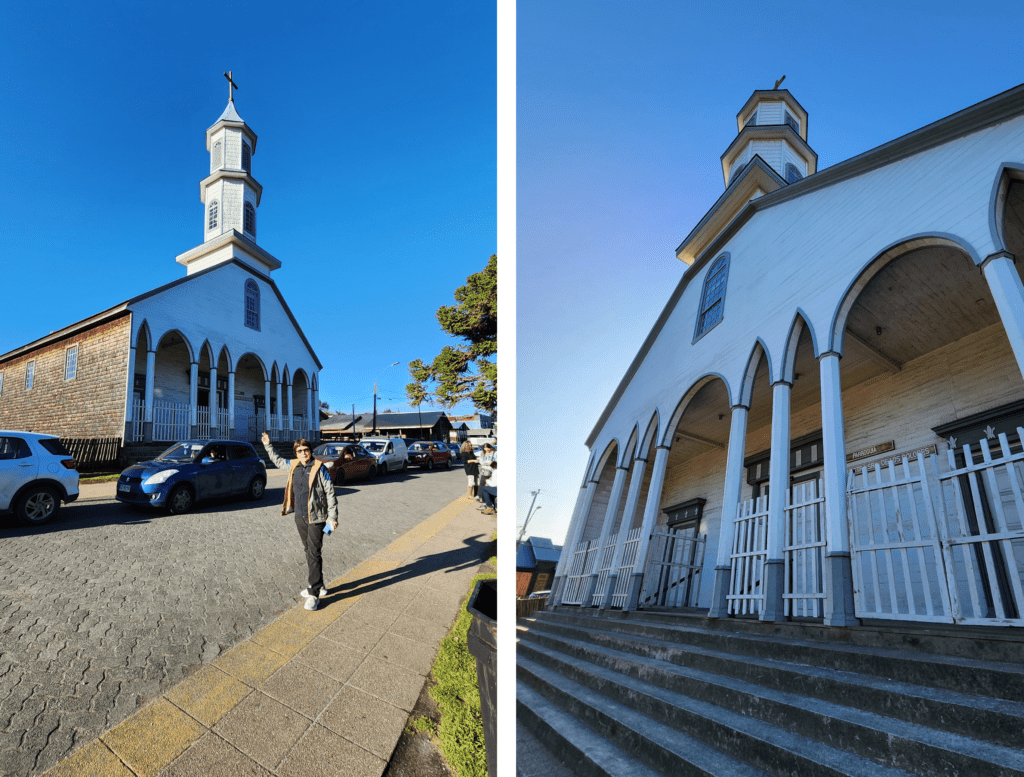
348, 655, 429, 711
370, 632, 440, 676
318, 611, 390, 651
248, 619, 317, 659
276, 724, 386, 777
319, 685, 409, 759
292, 635, 367, 683
42, 740, 135, 777
259, 662, 342, 720
215, 641, 290, 687
212, 692, 311, 770
164, 666, 252, 728
161, 733, 272, 777
102, 699, 205, 777
387, 613, 452, 647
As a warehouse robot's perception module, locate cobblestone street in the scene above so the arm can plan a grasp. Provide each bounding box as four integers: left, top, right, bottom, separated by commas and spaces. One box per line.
0, 466, 470, 776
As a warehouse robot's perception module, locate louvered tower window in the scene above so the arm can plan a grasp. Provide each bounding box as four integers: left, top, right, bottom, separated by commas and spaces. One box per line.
244, 279, 260, 331
244, 202, 256, 237
212, 141, 222, 169
785, 164, 803, 183
694, 254, 730, 339
242, 141, 251, 173
208, 200, 219, 231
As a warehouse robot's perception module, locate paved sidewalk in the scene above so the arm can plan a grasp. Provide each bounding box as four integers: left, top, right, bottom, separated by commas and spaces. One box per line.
41, 494, 496, 777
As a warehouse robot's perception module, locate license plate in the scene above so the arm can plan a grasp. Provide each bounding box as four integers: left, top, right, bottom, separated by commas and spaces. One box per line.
118, 483, 131, 493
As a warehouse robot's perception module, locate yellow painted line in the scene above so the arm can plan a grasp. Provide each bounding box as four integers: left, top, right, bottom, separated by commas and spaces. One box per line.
39, 494, 474, 777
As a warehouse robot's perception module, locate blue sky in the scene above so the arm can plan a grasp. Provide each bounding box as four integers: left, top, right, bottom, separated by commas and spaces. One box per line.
516, 0, 1024, 544
0, 1, 495, 418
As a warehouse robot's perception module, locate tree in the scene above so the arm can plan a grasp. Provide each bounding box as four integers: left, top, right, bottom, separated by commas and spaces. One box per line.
407, 255, 497, 413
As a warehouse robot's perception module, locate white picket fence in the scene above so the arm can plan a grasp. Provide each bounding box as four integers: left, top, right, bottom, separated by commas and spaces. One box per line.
728, 496, 769, 615
641, 524, 707, 609
609, 527, 644, 609
784, 479, 828, 618
152, 401, 191, 442
588, 541, 617, 607
560, 540, 599, 606
128, 399, 145, 442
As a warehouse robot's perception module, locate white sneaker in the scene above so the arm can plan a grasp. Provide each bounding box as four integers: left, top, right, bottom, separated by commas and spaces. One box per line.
304, 595, 319, 611
300, 587, 328, 598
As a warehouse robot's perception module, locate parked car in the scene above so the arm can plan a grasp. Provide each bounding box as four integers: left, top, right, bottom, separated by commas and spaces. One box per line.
115, 440, 266, 514
528, 590, 551, 600
407, 441, 452, 470
442, 442, 461, 461
313, 442, 379, 485
357, 437, 409, 475
0, 431, 79, 525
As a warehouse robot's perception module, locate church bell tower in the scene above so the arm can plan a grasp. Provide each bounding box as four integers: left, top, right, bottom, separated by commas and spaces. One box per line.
176, 72, 280, 276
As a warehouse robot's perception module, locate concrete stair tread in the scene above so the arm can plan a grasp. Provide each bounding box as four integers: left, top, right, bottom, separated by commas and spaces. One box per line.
519, 652, 916, 777
519, 635, 1024, 774
532, 611, 1024, 679
518, 667, 775, 777
519, 619, 1024, 718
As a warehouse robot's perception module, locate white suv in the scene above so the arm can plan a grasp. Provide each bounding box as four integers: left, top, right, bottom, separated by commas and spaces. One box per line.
357, 437, 409, 476
0, 431, 79, 525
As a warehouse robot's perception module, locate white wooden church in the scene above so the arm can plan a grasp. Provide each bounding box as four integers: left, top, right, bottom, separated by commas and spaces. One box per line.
0, 79, 322, 449
552, 82, 1024, 630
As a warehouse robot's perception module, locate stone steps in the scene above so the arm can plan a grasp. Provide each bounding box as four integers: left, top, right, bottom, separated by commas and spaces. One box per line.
516, 609, 1024, 776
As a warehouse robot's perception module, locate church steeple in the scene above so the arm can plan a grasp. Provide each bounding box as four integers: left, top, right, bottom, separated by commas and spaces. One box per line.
720, 82, 818, 187
176, 74, 280, 276
200, 72, 262, 244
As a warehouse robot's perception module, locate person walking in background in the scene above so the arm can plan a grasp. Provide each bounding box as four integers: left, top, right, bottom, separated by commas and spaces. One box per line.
477, 443, 496, 499
461, 440, 479, 499
478, 459, 497, 515
262, 432, 338, 611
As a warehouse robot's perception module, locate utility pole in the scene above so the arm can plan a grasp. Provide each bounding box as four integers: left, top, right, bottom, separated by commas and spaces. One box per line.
517, 489, 542, 549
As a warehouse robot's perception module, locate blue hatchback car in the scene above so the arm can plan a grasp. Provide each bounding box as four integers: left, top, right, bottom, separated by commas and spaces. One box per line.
115, 440, 267, 514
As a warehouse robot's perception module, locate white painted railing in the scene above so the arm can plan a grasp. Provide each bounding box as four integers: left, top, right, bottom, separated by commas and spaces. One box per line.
196, 406, 211, 440
728, 496, 769, 615
152, 401, 191, 442
609, 527, 644, 609
589, 541, 617, 607
560, 540, 598, 606
641, 525, 706, 609
215, 409, 231, 435
784, 480, 827, 618
129, 399, 145, 442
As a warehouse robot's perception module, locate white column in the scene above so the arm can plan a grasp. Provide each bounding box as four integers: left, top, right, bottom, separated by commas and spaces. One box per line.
227, 371, 236, 436
144, 351, 156, 422
582, 465, 629, 606
306, 389, 314, 436
708, 404, 750, 618
982, 251, 1024, 381
286, 380, 294, 430
264, 378, 272, 432
312, 384, 320, 436
189, 362, 199, 429
124, 346, 137, 428
819, 351, 857, 626
552, 479, 598, 604
761, 380, 791, 622
275, 379, 283, 430
600, 455, 648, 609
623, 444, 670, 611
209, 365, 219, 432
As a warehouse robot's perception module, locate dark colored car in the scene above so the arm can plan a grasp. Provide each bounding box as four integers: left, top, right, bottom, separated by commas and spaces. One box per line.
115, 440, 267, 514
408, 441, 452, 470
313, 442, 378, 485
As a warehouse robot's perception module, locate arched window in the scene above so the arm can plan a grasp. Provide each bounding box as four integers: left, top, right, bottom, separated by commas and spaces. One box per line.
242, 142, 251, 173
785, 164, 803, 184
694, 254, 729, 339
244, 202, 256, 237
208, 200, 219, 231
244, 279, 260, 331
212, 141, 222, 170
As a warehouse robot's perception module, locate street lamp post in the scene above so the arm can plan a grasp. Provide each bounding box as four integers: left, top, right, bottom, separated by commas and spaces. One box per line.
373, 362, 400, 435
517, 490, 542, 550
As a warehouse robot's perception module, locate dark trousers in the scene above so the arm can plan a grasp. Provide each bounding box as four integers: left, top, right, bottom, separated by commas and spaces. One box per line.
481, 486, 497, 509
294, 515, 325, 591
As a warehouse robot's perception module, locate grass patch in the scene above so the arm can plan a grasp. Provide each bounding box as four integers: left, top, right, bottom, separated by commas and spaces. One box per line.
79, 474, 121, 483
428, 571, 497, 777
409, 716, 435, 735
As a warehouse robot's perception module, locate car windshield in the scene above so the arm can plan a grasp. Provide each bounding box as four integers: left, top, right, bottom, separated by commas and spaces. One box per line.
361, 441, 385, 452
314, 444, 349, 458
410, 443, 431, 451
156, 443, 206, 462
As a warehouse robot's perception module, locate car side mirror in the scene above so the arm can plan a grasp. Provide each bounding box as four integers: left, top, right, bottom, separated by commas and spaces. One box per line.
202, 457, 217, 465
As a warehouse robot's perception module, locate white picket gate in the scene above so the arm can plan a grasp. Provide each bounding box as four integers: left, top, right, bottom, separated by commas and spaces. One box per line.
152, 401, 191, 442
560, 540, 599, 606
196, 406, 211, 439
641, 524, 706, 609
728, 496, 769, 615
129, 399, 145, 442
784, 480, 828, 618
588, 542, 617, 607
609, 527, 644, 609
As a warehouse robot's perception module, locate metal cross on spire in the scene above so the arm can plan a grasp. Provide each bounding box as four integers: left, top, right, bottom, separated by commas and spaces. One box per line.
223, 71, 239, 102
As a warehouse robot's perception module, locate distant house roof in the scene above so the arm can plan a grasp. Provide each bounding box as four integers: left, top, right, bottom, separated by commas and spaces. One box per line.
517, 537, 562, 569
373, 411, 447, 429
516, 543, 536, 569
320, 413, 362, 431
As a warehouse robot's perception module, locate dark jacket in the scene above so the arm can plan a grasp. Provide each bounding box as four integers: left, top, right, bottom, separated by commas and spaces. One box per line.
263, 441, 338, 525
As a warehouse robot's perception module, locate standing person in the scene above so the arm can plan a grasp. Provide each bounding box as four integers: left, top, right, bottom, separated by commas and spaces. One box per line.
262, 432, 338, 611
477, 443, 496, 498
460, 440, 478, 499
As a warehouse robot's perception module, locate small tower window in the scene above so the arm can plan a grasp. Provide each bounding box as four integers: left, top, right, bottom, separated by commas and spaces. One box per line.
208, 200, 219, 231
244, 202, 256, 237
785, 164, 803, 184
25, 361, 35, 390
64, 345, 78, 381
242, 142, 251, 173
244, 279, 260, 331
744, 110, 757, 127
694, 254, 730, 339
784, 111, 799, 133
212, 141, 222, 170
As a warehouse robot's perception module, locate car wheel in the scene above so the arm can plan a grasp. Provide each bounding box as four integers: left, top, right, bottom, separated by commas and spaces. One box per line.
445, 457, 452, 470
248, 477, 266, 501
167, 484, 194, 514
334, 471, 346, 487
402, 460, 408, 473
369, 464, 378, 479
379, 463, 387, 477
16, 486, 60, 526
427, 458, 434, 471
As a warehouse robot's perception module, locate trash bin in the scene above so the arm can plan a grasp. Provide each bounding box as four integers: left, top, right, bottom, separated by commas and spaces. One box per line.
466, 578, 497, 777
